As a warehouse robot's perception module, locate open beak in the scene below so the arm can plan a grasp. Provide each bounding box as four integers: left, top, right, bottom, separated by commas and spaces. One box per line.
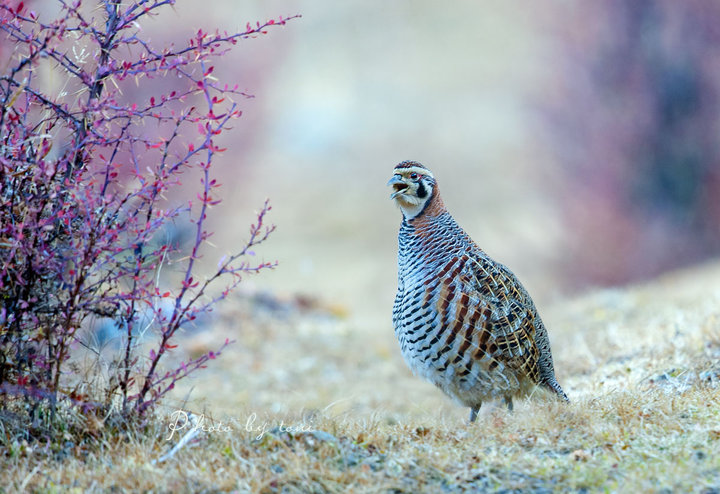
387, 175, 408, 199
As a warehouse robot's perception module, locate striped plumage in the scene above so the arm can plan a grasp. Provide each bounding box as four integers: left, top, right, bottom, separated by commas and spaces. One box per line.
389, 160, 568, 422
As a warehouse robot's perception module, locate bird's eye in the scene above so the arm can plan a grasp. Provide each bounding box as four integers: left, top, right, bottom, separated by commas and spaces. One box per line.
410, 173, 419, 180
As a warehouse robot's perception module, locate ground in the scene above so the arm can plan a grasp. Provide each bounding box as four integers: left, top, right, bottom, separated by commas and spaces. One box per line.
2, 262, 720, 493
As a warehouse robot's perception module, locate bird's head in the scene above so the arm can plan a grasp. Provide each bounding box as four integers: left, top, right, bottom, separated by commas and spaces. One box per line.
387, 160, 437, 219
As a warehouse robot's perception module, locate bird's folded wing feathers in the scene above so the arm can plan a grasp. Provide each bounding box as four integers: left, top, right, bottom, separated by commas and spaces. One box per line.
459, 256, 544, 383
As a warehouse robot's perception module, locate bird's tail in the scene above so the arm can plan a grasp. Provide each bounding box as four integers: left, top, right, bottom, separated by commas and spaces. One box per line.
544, 379, 569, 402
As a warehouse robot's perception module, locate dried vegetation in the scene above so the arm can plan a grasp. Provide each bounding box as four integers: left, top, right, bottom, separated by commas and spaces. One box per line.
3, 262, 720, 492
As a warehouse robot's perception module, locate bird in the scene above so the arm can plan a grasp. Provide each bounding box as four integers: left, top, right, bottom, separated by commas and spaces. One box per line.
388, 160, 568, 422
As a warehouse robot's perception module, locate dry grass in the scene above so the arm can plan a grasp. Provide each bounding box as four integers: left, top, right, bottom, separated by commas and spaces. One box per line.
3, 262, 720, 493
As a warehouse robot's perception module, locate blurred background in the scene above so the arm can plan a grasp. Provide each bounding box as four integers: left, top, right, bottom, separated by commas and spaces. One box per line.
23, 0, 720, 418
175, 0, 720, 417
163, 0, 720, 319
24, 0, 720, 330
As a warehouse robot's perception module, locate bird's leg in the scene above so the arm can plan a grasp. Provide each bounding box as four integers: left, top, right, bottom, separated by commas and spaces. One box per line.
469, 405, 480, 423
504, 395, 514, 412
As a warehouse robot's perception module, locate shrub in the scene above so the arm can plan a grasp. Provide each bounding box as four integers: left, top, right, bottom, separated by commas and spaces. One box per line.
0, 0, 296, 435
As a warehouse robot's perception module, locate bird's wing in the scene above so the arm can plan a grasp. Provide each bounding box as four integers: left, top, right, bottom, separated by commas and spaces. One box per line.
450, 253, 544, 384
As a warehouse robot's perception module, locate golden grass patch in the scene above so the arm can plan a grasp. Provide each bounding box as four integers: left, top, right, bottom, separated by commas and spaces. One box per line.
3, 263, 720, 492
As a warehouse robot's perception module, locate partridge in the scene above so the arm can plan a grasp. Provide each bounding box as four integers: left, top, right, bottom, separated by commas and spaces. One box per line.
389, 160, 568, 422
